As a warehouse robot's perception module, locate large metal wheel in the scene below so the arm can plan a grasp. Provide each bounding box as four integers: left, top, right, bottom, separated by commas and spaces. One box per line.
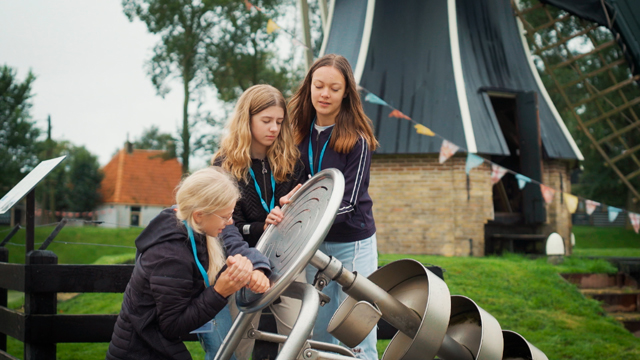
235, 168, 345, 313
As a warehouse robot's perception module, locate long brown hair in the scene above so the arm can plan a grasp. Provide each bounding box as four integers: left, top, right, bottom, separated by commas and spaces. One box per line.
212, 84, 300, 183
289, 54, 378, 153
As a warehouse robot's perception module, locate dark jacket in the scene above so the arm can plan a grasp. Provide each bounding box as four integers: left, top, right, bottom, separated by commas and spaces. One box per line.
213, 158, 305, 247
106, 208, 270, 360
298, 127, 376, 242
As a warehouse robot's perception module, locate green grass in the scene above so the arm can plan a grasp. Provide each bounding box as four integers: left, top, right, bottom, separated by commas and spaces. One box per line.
572, 225, 640, 257
3, 226, 640, 359
1, 225, 141, 264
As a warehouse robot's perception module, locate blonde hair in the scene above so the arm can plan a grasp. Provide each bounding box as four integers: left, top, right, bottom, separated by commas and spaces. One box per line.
212, 84, 300, 183
175, 167, 240, 285
289, 54, 378, 153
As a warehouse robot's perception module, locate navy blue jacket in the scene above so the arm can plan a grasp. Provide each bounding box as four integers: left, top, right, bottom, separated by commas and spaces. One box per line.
298, 126, 376, 243
106, 208, 270, 360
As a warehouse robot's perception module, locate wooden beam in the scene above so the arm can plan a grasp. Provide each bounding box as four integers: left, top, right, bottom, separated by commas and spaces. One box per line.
626, 168, 640, 181
560, 59, 627, 90
26, 264, 133, 293
513, 2, 544, 17
0, 308, 25, 342
571, 75, 640, 108
549, 40, 616, 71
597, 116, 640, 145
611, 143, 640, 164
584, 96, 640, 127
535, 24, 599, 54
531, 13, 571, 33
0, 263, 25, 292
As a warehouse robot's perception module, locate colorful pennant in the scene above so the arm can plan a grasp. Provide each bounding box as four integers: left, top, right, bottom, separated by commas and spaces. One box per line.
515, 174, 531, 190
585, 200, 600, 215
490, 164, 507, 185
388, 109, 411, 120
266, 19, 280, 34
563, 193, 579, 214
244, 0, 262, 11
414, 124, 435, 136
365, 93, 389, 106
630, 212, 640, 234
540, 184, 555, 204
608, 206, 623, 222
465, 153, 484, 174
439, 140, 459, 164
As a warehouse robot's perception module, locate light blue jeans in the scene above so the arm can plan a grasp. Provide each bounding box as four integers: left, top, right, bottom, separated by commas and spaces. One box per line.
198, 304, 236, 360
305, 234, 379, 360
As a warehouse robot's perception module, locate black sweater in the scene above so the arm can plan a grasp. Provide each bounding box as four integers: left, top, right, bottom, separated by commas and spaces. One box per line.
297, 127, 376, 243
213, 159, 305, 247
106, 208, 270, 360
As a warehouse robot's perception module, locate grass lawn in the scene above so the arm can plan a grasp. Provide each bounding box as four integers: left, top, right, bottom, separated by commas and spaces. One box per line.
3, 225, 640, 359
572, 225, 640, 257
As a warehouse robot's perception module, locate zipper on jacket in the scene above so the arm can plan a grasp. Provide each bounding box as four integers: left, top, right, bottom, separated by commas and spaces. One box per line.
261, 159, 268, 208
314, 129, 322, 171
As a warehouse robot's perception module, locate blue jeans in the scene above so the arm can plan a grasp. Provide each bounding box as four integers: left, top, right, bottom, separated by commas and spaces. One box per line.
305, 234, 379, 360
198, 304, 236, 360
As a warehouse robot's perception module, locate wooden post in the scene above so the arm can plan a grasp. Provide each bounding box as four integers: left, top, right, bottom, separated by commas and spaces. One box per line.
24, 250, 57, 360
298, 0, 314, 70
26, 190, 35, 256
0, 247, 7, 352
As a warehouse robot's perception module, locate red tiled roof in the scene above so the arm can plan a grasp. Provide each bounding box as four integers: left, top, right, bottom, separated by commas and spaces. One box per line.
100, 148, 183, 206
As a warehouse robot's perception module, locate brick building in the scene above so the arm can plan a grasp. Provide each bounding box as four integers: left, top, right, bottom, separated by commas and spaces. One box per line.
321, 0, 582, 256
95, 144, 183, 228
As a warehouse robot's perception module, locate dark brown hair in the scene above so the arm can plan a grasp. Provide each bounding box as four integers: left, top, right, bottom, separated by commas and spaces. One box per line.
289, 54, 378, 153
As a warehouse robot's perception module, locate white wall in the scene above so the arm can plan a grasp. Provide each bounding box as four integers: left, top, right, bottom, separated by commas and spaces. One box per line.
95, 204, 166, 228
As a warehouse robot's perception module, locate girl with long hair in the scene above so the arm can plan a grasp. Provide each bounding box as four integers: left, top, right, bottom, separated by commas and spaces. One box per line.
107, 167, 270, 360
210, 84, 303, 359
289, 53, 379, 360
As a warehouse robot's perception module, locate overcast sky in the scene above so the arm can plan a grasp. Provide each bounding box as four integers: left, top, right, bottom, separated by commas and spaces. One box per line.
0, 1, 218, 167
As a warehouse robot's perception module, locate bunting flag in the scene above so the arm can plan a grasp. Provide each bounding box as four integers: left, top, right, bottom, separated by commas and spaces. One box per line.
388, 109, 411, 120
515, 174, 531, 189
586, 200, 600, 215
439, 140, 459, 164
244, 0, 262, 11
465, 153, 484, 174
291, 37, 309, 49
490, 164, 507, 185
608, 206, 623, 222
563, 193, 579, 214
266, 19, 280, 34
629, 212, 640, 234
56, 211, 61, 216
365, 93, 389, 106
414, 124, 435, 136
540, 184, 556, 204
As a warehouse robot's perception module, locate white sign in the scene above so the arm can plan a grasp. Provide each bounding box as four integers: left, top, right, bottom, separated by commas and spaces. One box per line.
0, 156, 66, 214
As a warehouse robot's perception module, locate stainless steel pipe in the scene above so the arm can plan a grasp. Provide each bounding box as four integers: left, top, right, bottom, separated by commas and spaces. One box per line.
276, 281, 321, 360
311, 251, 474, 360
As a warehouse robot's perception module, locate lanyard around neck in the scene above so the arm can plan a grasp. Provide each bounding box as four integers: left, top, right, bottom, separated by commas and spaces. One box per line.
308, 118, 334, 176
248, 164, 276, 213
184, 220, 210, 288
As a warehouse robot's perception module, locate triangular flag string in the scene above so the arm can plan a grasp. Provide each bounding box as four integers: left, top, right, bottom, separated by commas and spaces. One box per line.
358, 86, 640, 226
630, 212, 640, 234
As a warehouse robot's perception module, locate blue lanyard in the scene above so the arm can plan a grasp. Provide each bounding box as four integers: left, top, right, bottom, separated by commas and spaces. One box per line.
308, 119, 333, 176
184, 220, 210, 288
248, 166, 276, 213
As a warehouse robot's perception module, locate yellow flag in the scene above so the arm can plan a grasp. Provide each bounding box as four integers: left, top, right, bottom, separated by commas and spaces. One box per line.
267, 19, 280, 34
564, 193, 579, 214
414, 124, 435, 136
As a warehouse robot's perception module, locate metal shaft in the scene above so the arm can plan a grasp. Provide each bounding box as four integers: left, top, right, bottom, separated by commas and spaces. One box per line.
276, 282, 320, 360
310, 250, 474, 360
214, 311, 257, 360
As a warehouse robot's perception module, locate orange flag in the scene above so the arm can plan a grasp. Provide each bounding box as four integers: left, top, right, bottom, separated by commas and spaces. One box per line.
388, 109, 411, 120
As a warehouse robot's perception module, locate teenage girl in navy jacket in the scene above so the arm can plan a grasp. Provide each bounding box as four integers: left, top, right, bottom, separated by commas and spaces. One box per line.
289, 54, 379, 360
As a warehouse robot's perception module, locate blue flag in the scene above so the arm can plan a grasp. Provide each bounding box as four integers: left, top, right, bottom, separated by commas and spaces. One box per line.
515, 174, 531, 189
365, 93, 389, 107
608, 206, 623, 222
465, 153, 484, 174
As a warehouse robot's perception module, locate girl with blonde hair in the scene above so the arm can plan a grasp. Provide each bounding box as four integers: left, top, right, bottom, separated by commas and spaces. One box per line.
210, 84, 303, 359
107, 167, 270, 360
289, 53, 379, 360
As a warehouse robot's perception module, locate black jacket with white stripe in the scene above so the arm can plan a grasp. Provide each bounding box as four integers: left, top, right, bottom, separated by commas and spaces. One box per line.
298, 126, 376, 243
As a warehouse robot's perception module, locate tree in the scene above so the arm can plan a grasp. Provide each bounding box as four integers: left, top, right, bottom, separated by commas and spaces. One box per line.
66, 146, 104, 212
134, 125, 177, 158
123, 0, 290, 173
0, 65, 41, 193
